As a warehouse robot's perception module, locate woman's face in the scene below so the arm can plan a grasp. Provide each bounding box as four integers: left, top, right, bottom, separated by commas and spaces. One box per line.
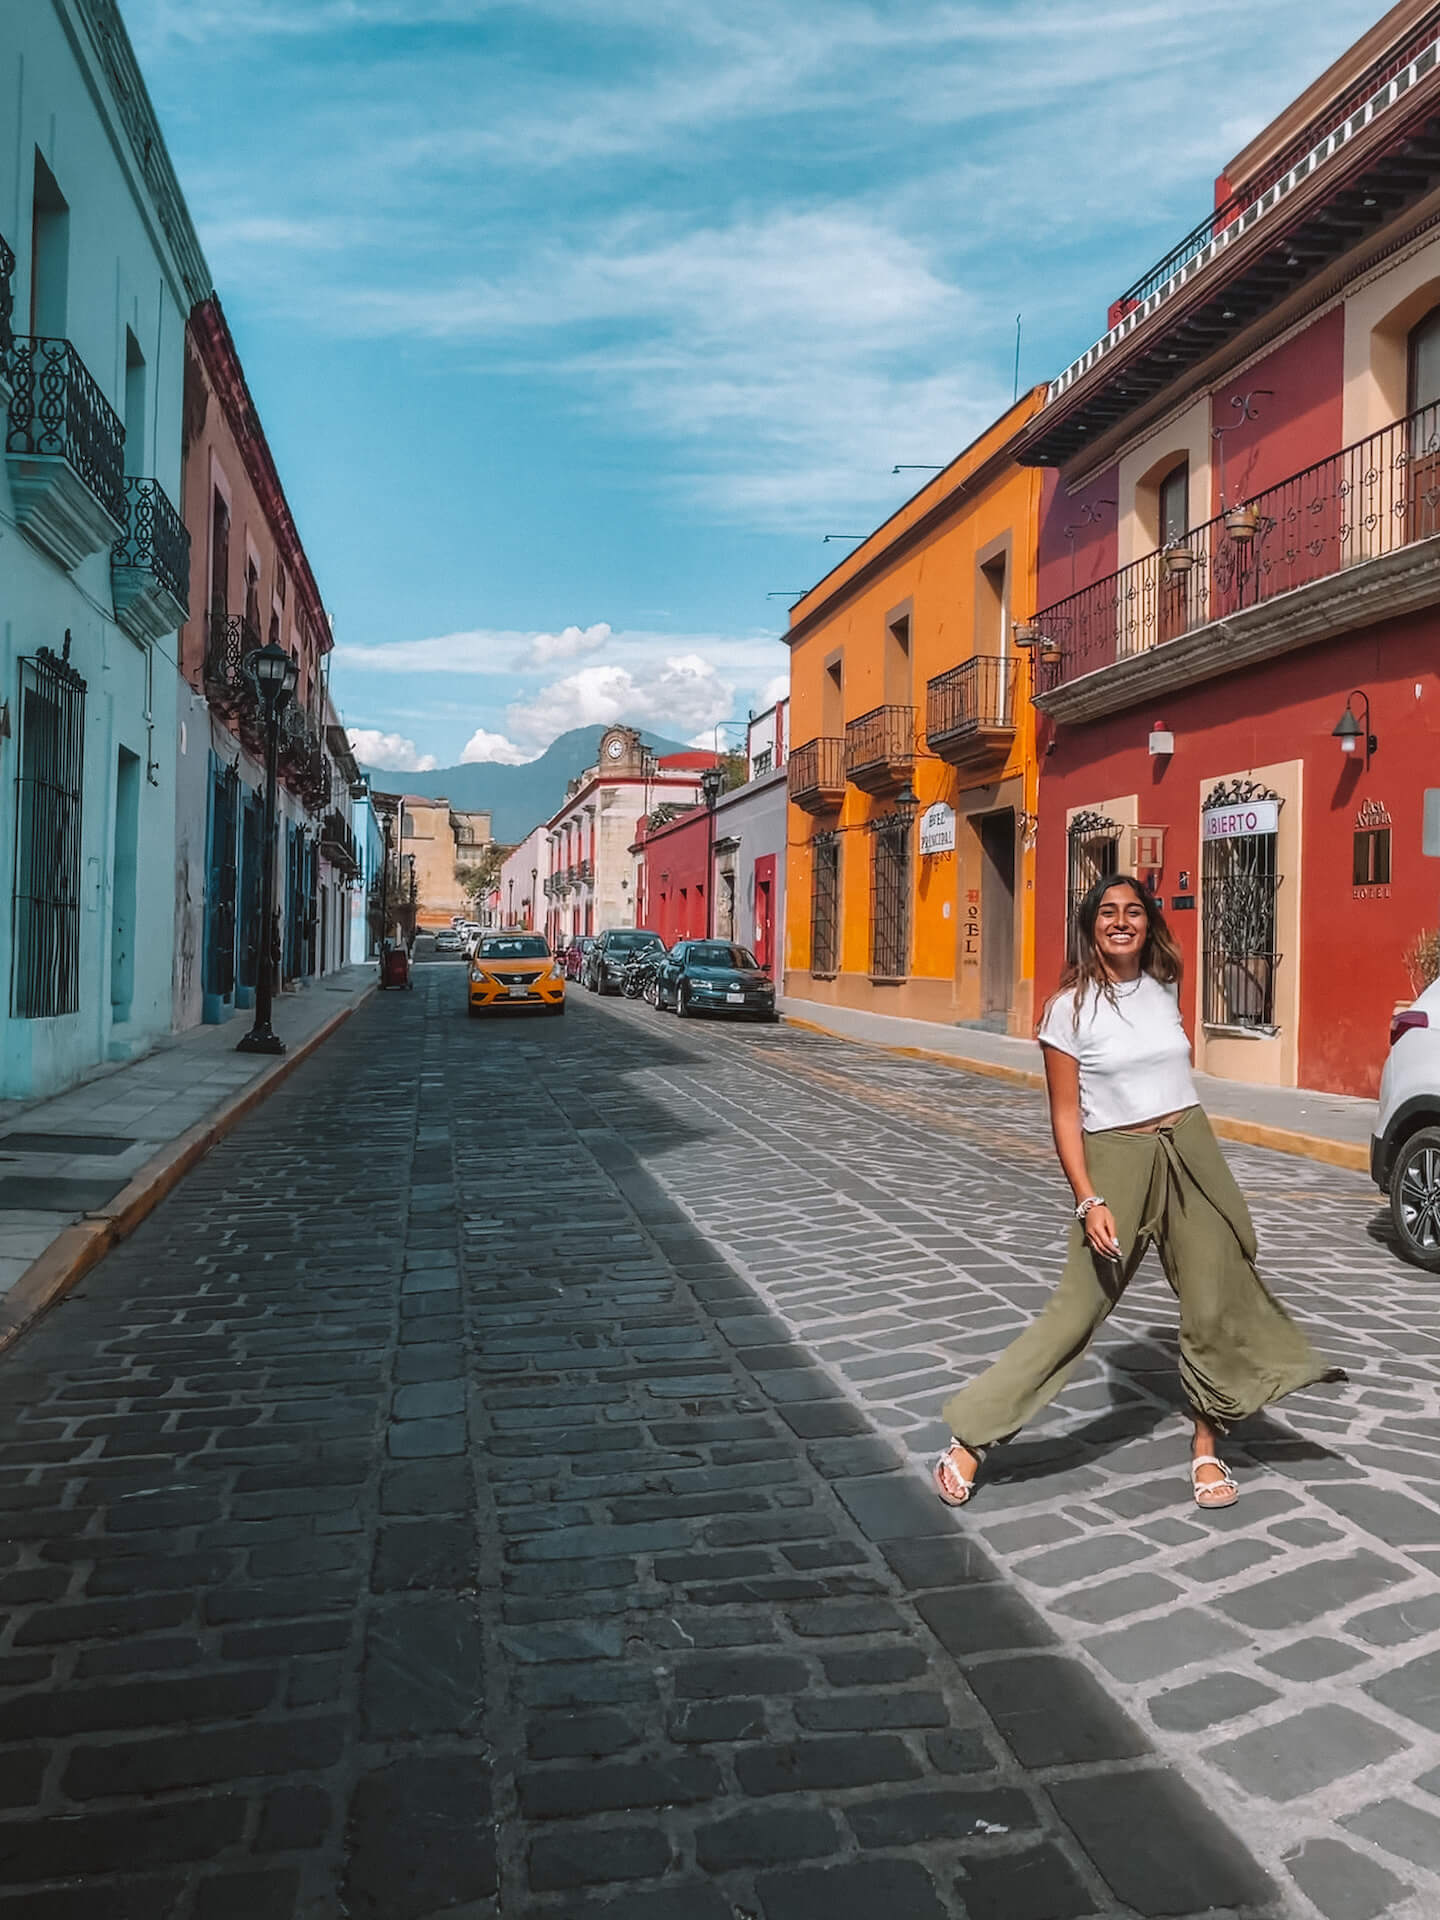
1093, 884, 1149, 971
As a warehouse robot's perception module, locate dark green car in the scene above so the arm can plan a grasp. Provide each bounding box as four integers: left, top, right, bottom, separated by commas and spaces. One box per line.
655, 941, 778, 1020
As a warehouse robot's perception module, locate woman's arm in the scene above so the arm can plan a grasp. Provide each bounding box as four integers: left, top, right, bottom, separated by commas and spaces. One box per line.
1042, 1044, 1121, 1259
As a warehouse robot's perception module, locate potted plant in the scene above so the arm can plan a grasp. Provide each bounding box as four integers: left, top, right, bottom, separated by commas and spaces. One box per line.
1223, 502, 1261, 542
1162, 543, 1197, 580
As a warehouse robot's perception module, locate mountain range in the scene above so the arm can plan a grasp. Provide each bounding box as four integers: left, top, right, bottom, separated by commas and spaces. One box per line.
360, 726, 690, 843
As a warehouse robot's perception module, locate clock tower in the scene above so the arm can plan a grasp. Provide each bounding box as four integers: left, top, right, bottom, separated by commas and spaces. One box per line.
598, 726, 646, 774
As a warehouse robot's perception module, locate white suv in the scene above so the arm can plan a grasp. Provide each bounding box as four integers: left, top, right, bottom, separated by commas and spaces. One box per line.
1373, 975, 1440, 1270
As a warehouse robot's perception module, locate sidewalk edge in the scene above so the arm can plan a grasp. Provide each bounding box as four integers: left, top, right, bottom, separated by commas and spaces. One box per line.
779, 1013, 1370, 1173
0, 987, 375, 1355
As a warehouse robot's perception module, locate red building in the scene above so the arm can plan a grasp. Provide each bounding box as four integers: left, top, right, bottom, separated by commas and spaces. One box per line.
1022, 0, 1440, 1097
632, 804, 714, 945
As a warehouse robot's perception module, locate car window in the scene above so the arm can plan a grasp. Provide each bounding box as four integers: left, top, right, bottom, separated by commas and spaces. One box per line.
478, 935, 550, 959
686, 944, 757, 969
606, 930, 662, 951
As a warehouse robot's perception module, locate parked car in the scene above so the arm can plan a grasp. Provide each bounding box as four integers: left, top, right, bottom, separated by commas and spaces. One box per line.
583, 928, 664, 995
622, 943, 668, 1001
434, 929, 465, 955
655, 941, 777, 1020
1373, 977, 1440, 1267
467, 931, 565, 1017
561, 935, 595, 981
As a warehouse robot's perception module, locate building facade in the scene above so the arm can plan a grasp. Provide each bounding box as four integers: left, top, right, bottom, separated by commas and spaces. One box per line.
783, 397, 1045, 1036
176, 297, 353, 1028
713, 702, 790, 972
0, 0, 208, 1097
496, 826, 549, 932
1024, 0, 1440, 1097
395, 797, 492, 925
542, 727, 716, 944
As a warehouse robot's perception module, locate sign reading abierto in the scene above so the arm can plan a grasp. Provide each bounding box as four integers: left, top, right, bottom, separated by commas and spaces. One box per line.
1202, 800, 1279, 840
919, 803, 956, 855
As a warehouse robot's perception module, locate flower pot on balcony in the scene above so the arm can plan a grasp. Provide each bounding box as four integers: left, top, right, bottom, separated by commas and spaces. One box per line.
1039, 640, 1063, 665
1012, 622, 1045, 650
1162, 544, 1197, 580
1223, 503, 1260, 542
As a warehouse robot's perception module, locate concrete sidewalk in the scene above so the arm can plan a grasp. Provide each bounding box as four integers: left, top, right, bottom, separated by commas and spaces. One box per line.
0, 965, 376, 1344
779, 995, 1377, 1172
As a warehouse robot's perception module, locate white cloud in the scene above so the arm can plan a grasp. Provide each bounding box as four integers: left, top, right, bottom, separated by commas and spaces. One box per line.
347, 729, 439, 772
530, 622, 611, 666
507, 654, 734, 747
459, 728, 534, 765
757, 673, 790, 711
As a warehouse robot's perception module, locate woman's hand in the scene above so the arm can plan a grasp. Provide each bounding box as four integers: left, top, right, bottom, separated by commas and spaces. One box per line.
1083, 1203, 1122, 1262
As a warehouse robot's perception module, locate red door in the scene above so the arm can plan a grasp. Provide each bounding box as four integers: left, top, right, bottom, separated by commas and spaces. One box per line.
753, 856, 776, 971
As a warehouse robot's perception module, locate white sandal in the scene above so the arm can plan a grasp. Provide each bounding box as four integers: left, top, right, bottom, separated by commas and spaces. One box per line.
933, 1440, 987, 1507
1191, 1454, 1239, 1510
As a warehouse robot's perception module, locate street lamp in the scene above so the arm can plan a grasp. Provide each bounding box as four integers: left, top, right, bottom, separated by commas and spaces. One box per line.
237, 641, 299, 1054
701, 764, 726, 937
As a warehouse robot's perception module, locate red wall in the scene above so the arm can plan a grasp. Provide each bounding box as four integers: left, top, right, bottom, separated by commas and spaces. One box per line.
637, 810, 711, 946
1210, 309, 1346, 513
1037, 465, 1120, 613
1037, 612, 1440, 1098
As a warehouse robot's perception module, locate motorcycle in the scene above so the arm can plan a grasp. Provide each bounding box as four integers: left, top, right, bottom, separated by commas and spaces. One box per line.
621, 945, 667, 1004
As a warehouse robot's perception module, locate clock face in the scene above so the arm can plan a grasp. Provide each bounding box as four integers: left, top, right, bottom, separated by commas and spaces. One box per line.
605, 736, 625, 759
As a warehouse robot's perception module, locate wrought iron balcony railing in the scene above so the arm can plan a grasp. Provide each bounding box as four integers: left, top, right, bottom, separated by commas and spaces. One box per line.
7, 336, 126, 527
926, 656, 1019, 771
845, 704, 915, 795
320, 808, 361, 879
204, 610, 261, 705
0, 231, 14, 368
788, 736, 846, 814
113, 476, 190, 611
577, 857, 594, 885
1033, 400, 1440, 693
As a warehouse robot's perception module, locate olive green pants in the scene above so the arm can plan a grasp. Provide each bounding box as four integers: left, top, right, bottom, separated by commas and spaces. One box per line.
941, 1106, 1330, 1446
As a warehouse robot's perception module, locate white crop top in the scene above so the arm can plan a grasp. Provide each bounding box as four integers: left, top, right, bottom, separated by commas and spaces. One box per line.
1036, 975, 1197, 1133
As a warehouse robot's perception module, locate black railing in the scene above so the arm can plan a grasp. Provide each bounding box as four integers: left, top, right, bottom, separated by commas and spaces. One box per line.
788, 736, 846, 805
204, 610, 261, 704
927, 655, 1018, 744
7, 337, 126, 527
0, 231, 14, 366
845, 704, 915, 780
810, 832, 840, 974
113, 476, 190, 612
12, 646, 86, 1020
321, 809, 361, 878
1034, 401, 1440, 690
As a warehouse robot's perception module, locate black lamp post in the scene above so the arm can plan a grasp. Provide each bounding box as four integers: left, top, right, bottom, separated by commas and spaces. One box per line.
701, 763, 726, 938
237, 641, 299, 1053
378, 811, 393, 963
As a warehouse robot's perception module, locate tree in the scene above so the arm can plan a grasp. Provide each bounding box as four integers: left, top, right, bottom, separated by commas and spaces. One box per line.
457, 842, 512, 911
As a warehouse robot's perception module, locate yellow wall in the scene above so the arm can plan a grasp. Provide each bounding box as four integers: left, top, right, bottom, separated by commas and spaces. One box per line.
783, 390, 1046, 1036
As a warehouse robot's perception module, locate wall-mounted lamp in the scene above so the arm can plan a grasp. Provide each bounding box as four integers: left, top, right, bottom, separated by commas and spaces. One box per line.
895, 781, 921, 825
1148, 721, 1175, 758
1333, 690, 1377, 768
822, 534, 866, 545
891, 464, 945, 475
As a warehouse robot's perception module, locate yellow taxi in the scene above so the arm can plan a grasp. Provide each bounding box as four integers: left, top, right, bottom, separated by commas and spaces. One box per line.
467, 930, 565, 1017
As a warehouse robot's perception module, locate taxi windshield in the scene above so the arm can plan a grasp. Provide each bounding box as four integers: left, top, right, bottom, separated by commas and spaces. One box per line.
479, 936, 550, 960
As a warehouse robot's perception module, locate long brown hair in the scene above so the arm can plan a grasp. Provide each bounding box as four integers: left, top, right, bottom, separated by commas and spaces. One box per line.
1057, 873, 1182, 1025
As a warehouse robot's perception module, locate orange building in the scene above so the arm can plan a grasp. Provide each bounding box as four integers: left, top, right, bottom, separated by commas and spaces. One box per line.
783, 391, 1046, 1036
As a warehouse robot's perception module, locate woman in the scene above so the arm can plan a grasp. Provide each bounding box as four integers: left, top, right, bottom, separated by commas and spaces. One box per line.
934, 873, 1334, 1512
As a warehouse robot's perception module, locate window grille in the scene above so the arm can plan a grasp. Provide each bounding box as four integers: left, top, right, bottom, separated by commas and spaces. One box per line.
12, 645, 86, 1019
752, 748, 773, 776
870, 821, 910, 979
810, 832, 840, 974
1202, 783, 1282, 1029
1066, 811, 1120, 961
204, 762, 240, 998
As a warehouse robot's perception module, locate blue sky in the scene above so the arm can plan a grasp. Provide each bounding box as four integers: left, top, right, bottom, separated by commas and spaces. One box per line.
127, 0, 1364, 771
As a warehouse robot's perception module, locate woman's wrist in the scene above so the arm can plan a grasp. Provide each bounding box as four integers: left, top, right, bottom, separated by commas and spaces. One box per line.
1074, 1194, 1106, 1222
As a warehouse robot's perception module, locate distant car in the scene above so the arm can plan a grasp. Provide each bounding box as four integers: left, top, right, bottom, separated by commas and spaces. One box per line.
560, 936, 595, 981
1373, 976, 1440, 1268
583, 928, 664, 995
434, 930, 465, 954
467, 931, 565, 1017
656, 941, 777, 1020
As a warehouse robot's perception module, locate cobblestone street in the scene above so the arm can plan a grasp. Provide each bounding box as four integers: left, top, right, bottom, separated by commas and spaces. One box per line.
0, 966, 1434, 1918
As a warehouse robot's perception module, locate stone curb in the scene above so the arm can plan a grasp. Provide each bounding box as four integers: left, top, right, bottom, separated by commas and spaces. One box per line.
780, 1012, 1371, 1175
0, 984, 377, 1355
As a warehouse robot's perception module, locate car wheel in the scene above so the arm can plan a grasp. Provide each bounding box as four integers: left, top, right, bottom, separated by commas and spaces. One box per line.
643, 978, 658, 1007
676, 984, 692, 1018
1390, 1126, 1440, 1271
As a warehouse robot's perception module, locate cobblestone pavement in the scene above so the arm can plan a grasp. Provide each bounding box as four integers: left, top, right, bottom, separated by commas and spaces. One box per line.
0, 971, 1403, 1919
593, 990, 1440, 1920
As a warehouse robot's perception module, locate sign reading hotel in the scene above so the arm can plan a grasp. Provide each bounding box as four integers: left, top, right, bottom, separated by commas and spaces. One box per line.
919, 803, 956, 856
1202, 800, 1279, 840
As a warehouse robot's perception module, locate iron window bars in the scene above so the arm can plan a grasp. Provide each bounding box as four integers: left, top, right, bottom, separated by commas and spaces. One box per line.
7, 337, 126, 528
810, 832, 840, 975
1201, 781, 1282, 1030
1034, 399, 1440, 690
113, 476, 191, 611
870, 819, 911, 980
12, 646, 86, 1020
204, 761, 241, 999
0, 230, 14, 366
1066, 811, 1121, 964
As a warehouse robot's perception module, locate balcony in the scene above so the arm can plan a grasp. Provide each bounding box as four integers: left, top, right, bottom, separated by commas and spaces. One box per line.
845, 705, 915, 795
0, 232, 14, 407
6, 337, 126, 569
577, 857, 594, 886
320, 809, 361, 880
926, 656, 1019, 778
111, 476, 190, 642
787, 736, 846, 814
1033, 402, 1440, 724
204, 610, 261, 709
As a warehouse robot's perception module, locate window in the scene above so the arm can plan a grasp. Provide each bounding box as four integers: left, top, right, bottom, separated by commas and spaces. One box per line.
1202, 784, 1281, 1030
1354, 825, 1392, 887
822, 656, 843, 736
870, 820, 910, 978
12, 647, 86, 1020
29, 152, 69, 338
1159, 459, 1189, 545
977, 555, 1007, 654
811, 832, 839, 974
885, 614, 912, 705
209, 488, 230, 617
1410, 306, 1440, 416
752, 748, 773, 776
123, 330, 146, 476
402, 812, 416, 838
1065, 811, 1120, 962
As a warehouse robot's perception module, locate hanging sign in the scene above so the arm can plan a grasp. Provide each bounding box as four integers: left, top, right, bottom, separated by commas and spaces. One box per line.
1203, 800, 1279, 840
919, 803, 956, 855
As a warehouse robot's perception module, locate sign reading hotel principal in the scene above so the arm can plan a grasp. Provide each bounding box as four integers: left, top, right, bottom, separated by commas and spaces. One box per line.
919, 803, 957, 856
